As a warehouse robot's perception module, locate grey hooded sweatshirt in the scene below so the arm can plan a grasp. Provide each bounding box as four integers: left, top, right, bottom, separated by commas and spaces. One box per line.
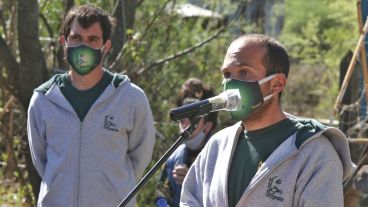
180, 118, 356, 207
27, 73, 155, 207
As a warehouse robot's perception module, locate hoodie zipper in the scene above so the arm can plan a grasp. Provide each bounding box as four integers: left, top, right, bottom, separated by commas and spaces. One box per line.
224, 125, 243, 207
76, 122, 83, 207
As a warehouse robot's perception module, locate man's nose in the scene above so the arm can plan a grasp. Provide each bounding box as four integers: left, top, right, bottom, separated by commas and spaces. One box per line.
231, 73, 244, 80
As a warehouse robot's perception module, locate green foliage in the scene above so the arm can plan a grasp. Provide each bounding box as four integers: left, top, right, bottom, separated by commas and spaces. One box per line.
280, 0, 357, 118
0, 0, 363, 206
38, 0, 64, 38
281, 0, 357, 68
0, 173, 34, 207
125, 0, 230, 125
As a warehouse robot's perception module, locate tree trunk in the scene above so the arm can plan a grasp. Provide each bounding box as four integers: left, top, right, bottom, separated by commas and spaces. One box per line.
106, 0, 136, 68
245, 0, 284, 36
17, 0, 48, 201
17, 0, 48, 108
64, 0, 74, 13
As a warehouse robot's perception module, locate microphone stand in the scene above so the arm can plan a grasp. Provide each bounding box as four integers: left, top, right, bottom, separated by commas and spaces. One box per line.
117, 117, 202, 207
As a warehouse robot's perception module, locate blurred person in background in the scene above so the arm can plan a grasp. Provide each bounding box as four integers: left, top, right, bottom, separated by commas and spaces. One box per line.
156, 78, 218, 207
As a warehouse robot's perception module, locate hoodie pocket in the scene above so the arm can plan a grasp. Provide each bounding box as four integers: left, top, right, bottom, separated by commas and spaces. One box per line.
40, 172, 74, 207
80, 171, 123, 207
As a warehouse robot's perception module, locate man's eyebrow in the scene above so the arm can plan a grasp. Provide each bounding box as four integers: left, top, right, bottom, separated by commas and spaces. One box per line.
238, 65, 255, 70
221, 64, 254, 70
89, 35, 101, 40
69, 33, 81, 38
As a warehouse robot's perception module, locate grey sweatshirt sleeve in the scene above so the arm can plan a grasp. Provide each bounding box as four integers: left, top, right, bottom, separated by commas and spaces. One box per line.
127, 89, 155, 179
27, 93, 47, 178
294, 138, 344, 207
180, 148, 205, 206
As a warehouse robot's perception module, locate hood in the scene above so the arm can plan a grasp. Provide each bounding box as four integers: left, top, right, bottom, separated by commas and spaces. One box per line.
35, 69, 129, 94
289, 116, 356, 181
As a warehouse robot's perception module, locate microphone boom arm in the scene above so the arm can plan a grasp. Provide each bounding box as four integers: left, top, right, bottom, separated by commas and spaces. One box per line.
117, 117, 202, 207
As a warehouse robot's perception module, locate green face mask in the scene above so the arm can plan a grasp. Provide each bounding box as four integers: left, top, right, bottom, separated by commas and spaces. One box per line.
222, 74, 277, 121
66, 43, 104, 75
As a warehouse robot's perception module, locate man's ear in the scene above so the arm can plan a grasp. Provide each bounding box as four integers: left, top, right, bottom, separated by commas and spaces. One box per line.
271, 73, 286, 93
60, 36, 66, 47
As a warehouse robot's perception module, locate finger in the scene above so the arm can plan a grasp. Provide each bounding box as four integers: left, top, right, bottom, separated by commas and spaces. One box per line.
173, 168, 188, 176
173, 175, 185, 184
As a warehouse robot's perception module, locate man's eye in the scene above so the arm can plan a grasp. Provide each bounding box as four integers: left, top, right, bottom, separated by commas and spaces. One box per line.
69, 36, 78, 40
239, 71, 247, 77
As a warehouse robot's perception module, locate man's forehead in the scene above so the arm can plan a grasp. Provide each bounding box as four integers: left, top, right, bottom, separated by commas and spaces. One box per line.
223, 42, 248, 66
221, 53, 242, 69
227, 40, 246, 53
227, 39, 264, 54
70, 19, 102, 33
221, 41, 266, 69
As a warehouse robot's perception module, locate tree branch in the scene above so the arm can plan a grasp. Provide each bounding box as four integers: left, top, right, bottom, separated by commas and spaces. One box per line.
108, 0, 172, 71
136, 25, 226, 76
39, 0, 49, 12
39, 12, 57, 68
130, 1, 246, 79
39, 12, 54, 38
106, 0, 136, 66
0, 2, 8, 39
140, 0, 173, 39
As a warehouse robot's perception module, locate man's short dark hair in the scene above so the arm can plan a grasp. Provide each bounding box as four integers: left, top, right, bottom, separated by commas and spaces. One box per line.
61, 4, 116, 43
235, 34, 290, 78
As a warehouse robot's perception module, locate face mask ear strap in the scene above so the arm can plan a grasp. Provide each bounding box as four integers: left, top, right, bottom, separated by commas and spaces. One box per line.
222, 78, 228, 85
258, 73, 278, 85
64, 41, 70, 50
263, 93, 273, 101
260, 74, 278, 101
101, 46, 106, 57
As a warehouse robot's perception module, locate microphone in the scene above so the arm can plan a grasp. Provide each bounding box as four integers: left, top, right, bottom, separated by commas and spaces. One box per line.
170, 89, 241, 121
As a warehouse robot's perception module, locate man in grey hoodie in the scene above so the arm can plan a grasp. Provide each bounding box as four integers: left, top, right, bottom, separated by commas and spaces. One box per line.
180, 34, 356, 207
27, 4, 155, 207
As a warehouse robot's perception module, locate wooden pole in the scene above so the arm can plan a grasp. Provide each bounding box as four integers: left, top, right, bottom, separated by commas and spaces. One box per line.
347, 138, 368, 144
357, 1, 368, 112
334, 17, 368, 112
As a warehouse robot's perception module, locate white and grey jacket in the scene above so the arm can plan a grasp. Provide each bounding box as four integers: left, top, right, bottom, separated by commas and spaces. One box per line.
180, 118, 356, 207
27, 73, 155, 207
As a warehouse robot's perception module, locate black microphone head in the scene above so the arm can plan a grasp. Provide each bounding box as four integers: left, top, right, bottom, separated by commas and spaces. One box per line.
170, 99, 212, 121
